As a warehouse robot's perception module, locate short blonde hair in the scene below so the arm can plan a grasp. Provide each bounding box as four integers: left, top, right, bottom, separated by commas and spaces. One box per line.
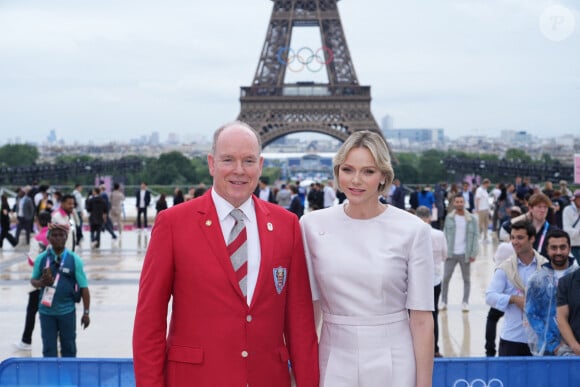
333, 131, 394, 196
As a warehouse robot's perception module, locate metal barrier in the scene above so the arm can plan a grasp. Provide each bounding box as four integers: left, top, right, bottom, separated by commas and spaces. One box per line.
0, 358, 135, 387
1, 356, 580, 386
434, 357, 580, 387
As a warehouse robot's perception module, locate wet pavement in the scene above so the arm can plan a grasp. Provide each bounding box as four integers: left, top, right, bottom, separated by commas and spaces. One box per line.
1, 226, 501, 361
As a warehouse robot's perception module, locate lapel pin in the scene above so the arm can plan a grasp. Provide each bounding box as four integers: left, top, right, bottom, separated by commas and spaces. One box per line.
205, 220, 212, 226
267, 222, 273, 231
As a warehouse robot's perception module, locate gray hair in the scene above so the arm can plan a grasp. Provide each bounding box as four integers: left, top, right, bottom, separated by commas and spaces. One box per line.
415, 205, 431, 220
211, 121, 262, 154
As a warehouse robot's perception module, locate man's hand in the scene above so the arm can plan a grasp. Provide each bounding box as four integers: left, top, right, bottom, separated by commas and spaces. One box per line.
510, 295, 525, 310
40, 268, 54, 287
81, 314, 90, 329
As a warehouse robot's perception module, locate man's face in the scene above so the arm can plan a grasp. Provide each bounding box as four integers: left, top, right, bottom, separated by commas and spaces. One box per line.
511, 228, 535, 257
48, 229, 68, 250
453, 196, 465, 211
529, 203, 549, 223
547, 236, 571, 269
61, 198, 75, 214
208, 125, 264, 208
574, 196, 580, 208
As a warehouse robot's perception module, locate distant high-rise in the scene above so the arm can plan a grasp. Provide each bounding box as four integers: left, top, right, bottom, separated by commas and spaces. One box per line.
381, 115, 394, 131
383, 128, 445, 146
149, 131, 160, 146
47, 128, 57, 144
500, 130, 532, 144
167, 132, 179, 145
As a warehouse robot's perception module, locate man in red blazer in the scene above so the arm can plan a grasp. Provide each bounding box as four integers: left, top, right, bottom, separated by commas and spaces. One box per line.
133, 122, 319, 386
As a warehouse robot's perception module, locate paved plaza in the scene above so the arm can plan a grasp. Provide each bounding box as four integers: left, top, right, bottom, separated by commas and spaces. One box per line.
1, 226, 501, 361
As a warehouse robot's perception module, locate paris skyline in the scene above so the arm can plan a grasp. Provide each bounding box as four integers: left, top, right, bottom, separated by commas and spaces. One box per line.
0, 0, 578, 145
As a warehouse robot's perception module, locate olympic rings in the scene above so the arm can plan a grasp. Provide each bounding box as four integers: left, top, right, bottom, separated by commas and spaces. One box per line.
276, 46, 334, 73
452, 378, 504, 387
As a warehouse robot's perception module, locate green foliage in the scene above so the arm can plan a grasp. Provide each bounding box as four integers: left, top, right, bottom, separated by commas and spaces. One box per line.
54, 154, 93, 164
392, 152, 419, 183
192, 157, 212, 185
504, 148, 532, 163
540, 153, 552, 163
260, 167, 281, 185
1, 144, 570, 188
0, 144, 39, 166
417, 150, 447, 183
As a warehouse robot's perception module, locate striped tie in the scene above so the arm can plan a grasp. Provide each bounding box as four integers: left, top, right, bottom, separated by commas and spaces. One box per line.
228, 209, 248, 296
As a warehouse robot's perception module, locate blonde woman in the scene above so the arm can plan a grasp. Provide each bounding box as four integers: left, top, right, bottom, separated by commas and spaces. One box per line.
301, 131, 434, 387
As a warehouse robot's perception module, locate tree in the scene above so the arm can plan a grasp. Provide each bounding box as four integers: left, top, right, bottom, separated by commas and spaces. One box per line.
504, 148, 532, 163
392, 152, 419, 183
0, 144, 39, 166
418, 149, 447, 183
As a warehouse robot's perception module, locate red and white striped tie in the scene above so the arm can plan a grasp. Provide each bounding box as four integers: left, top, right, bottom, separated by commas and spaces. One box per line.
228, 209, 248, 296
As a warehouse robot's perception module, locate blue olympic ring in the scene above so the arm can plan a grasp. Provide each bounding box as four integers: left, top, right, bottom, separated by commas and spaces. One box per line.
276, 46, 334, 73
452, 378, 504, 387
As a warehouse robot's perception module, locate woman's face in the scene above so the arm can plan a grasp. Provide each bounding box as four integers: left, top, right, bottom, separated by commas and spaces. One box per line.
337, 147, 385, 207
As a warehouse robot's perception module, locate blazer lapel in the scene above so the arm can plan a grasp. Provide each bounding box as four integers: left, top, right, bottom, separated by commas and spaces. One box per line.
250, 197, 274, 310
197, 192, 247, 302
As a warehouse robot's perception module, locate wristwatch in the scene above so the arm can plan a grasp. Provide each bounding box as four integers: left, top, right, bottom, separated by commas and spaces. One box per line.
83, 310, 90, 315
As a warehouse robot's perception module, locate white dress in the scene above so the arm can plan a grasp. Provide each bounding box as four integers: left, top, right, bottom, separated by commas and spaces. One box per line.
300, 204, 434, 387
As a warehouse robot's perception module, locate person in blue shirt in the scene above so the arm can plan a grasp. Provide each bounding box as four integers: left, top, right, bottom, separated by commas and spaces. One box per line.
486, 220, 547, 356
31, 223, 91, 357
524, 229, 577, 355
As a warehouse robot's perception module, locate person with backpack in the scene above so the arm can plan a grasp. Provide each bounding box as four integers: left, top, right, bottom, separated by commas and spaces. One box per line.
30, 223, 91, 357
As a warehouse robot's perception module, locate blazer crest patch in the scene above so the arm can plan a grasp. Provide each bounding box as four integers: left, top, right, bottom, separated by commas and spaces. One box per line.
273, 267, 287, 294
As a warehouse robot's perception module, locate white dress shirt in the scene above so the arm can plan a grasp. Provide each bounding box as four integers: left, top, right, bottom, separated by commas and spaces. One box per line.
211, 189, 261, 305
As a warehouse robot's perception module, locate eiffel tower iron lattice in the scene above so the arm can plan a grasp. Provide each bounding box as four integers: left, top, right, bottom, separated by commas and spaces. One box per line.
237, 0, 390, 154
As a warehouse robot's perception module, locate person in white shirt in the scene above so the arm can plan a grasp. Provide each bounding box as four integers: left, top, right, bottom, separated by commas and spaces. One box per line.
475, 179, 491, 241
562, 190, 580, 264
71, 184, 85, 245
322, 181, 336, 208
441, 195, 479, 312
416, 206, 447, 358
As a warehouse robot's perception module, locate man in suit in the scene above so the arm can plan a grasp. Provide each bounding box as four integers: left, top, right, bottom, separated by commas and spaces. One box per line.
135, 182, 151, 230
133, 122, 319, 386
254, 177, 277, 203
391, 178, 405, 209
288, 184, 304, 219
461, 181, 475, 213
15, 187, 35, 245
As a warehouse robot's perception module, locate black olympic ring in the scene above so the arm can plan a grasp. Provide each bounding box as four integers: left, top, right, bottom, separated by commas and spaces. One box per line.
276, 46, 334, 73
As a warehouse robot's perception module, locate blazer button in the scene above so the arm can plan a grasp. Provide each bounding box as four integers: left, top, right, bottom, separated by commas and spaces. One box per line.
241, 350, 249, 358
246, 315, 253, 322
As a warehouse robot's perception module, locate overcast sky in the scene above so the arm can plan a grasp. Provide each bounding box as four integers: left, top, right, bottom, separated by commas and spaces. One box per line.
0, 0, 578, 145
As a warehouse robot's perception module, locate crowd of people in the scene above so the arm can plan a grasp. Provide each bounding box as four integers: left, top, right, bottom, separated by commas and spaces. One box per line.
2, 121, 580, 385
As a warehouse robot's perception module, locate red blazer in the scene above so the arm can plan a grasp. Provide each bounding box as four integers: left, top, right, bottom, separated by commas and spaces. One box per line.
133, 190, 319, 386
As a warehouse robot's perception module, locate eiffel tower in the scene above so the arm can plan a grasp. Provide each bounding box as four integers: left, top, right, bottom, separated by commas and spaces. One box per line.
238, 0, 387, 150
